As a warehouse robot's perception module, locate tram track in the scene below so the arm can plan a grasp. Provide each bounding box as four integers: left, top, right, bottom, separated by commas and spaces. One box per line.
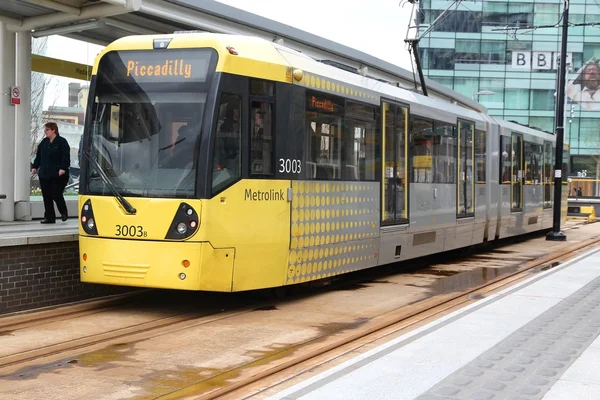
0, 291, 148, 334
155, 233, 600, 400
0, 301, 277, 373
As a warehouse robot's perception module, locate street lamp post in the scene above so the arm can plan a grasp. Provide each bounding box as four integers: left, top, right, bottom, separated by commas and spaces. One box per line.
472, 90, 496, 101
546, 0, 569, 241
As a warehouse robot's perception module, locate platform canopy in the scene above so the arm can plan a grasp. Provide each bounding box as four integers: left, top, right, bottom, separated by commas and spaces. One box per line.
0, 0, 485, 111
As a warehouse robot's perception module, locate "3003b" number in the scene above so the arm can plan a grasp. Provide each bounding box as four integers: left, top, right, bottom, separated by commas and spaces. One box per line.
115, 224, 147, 237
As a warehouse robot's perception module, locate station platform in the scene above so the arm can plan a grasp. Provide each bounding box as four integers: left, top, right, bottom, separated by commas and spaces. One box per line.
0, 219, 77, 247
0, 219, 131, 316
270, 242, 600, 399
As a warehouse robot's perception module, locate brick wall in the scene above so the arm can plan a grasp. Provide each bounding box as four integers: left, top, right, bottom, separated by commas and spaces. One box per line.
0, 240, 135, 315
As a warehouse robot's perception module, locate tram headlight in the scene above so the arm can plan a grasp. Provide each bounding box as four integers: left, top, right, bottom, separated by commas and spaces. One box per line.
165, 202, 199, 240
80, 199, 99, 235
176, 222, 187, 234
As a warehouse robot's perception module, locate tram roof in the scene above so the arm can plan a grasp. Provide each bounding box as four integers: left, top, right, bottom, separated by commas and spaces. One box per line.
1, 0, 485, 113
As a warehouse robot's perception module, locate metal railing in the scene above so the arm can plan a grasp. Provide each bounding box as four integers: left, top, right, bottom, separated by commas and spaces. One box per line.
65, 179, 79, 191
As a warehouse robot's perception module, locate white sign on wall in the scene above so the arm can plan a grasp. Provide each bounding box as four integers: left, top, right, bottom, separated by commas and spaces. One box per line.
511, 51, 573, 70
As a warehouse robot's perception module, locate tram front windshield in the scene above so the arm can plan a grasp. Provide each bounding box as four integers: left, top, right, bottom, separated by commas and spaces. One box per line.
84, 49, 216, 198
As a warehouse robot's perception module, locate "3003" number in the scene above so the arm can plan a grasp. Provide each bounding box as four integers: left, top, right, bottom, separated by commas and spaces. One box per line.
278, 158, 302, 174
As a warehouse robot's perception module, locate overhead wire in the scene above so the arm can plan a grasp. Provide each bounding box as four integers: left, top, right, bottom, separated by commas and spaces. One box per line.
402, 0, 465, 94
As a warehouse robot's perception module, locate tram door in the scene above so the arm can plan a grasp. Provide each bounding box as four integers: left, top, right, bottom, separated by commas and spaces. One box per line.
511, 133, 524, 212
381, 101, 409, 226
457, 120, 475, 218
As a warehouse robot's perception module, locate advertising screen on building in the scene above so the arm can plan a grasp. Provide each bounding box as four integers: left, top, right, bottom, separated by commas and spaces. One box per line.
567, 58, 600, 111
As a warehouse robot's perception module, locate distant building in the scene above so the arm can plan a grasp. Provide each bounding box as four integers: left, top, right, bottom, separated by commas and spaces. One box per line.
417, 1, 600, 176
68, 82, 89, 107
57, 122, 83, 170
68, 82, 80, 107
42, 105, 84, 126
78, 86, 89, 111
418, 0, 600, 179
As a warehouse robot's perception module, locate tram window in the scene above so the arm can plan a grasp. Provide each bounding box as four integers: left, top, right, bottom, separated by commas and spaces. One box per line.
305, 91, 344, 180
410, 117, 434, 183
108, 105, 120, 140
500, 135, 511, 184
457, 121, 474, 217
433, 122, 456, 184
212, 93, 241, 193
511, 133, 523, 211
345, 119, 376, 180
475, 129, 486, 184
543, 141, 552, 208
535, 143, 543, 184
344, 102, 377, 181
525, 142, 542, 184
346, 102, 376, 121
382, 102, 408, 225
250, 80, 274, 96
250, 101, 273, 175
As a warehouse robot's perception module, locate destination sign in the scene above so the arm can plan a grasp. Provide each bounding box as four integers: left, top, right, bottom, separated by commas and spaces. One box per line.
306, 90, 343, 113
310, 96, 335, 112
126, 59, 193, 79
101, 49, 214, 83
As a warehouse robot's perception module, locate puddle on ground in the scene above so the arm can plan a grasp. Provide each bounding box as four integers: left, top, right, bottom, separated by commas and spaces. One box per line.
0, 342, 138, 380
334, 283, 370, 291
314, 318, 371, 336
139, 317, 372, 399
75, 342, 138, 369
138, 366, 242, 400
527, 261, 561, 274
488, 249, 519, 254
419, 268, 459, 277
252, 305, 278, 311
467, 293, 486, 300
541, 261, 561, 271
139, 343, 298, 399
409, 265, 520, 296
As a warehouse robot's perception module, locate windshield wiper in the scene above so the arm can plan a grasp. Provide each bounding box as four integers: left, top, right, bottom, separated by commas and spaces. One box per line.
84, 149, 137, 215
160, 137, 185, 151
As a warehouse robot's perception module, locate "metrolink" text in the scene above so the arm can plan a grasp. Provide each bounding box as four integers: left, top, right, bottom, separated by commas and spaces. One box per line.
244, 189, 285, 201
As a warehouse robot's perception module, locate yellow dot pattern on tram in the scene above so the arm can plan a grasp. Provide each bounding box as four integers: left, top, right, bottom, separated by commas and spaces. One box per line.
287, 181, 380, 284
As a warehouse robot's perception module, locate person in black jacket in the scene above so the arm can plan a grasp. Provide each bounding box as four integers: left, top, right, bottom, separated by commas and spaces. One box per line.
31, 122, 71, 224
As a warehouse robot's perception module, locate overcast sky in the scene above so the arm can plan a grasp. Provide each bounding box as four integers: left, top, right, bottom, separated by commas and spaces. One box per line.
215, 0, 414, 69
41, 0, 414, 109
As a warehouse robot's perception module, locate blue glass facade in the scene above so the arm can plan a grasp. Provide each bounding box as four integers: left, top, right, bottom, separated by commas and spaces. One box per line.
418, 0, 600, 175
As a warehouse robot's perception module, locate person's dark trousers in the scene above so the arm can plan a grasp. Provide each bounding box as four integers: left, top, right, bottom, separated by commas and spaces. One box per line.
39, 176, 68, 222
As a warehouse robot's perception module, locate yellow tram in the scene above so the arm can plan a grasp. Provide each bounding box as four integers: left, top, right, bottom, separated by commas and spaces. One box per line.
78, 32, 560, 291
79, 32, 380, 291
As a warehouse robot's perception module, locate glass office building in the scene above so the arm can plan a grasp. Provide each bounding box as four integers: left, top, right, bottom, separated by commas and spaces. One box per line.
418, 0, 600, 176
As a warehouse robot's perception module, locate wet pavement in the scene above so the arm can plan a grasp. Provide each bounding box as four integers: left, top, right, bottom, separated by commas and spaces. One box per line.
0, 221, 596, 400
